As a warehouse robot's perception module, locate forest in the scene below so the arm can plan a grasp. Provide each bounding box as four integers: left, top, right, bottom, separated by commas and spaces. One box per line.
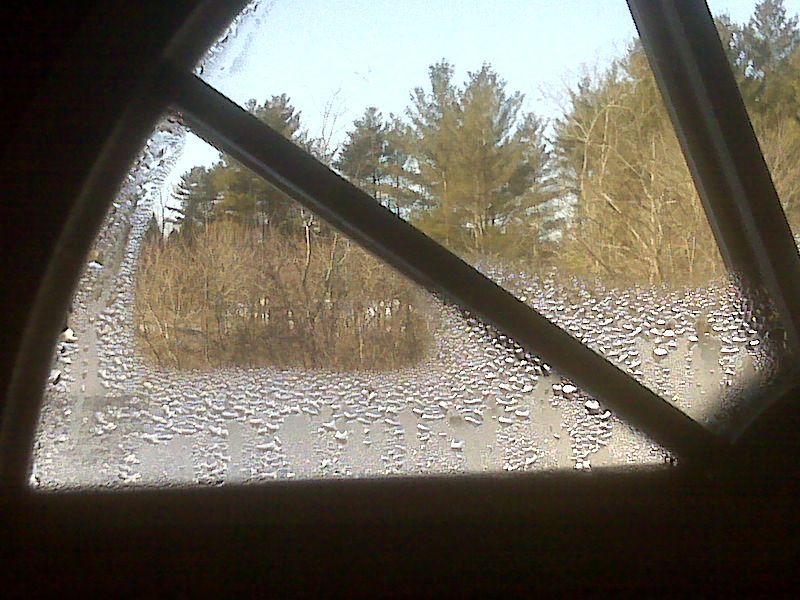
135, 0, 800, 370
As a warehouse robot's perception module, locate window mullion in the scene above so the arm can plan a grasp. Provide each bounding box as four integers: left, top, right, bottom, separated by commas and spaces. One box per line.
164, 65, 722, 463
629, 1, 800, 357
629, 0, 800, 437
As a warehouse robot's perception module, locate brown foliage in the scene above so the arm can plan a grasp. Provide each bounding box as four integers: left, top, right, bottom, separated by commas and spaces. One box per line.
552, 52, 726, 288
134, 220, 435, 371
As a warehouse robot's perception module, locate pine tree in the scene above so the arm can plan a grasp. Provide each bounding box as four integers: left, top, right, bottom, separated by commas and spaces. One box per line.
173, 165, 218, 236
406, 60, 462, 244
248, 94, 303, 138
405, 61, 551, 255
177, 95, 309, 233
728, 1, 800, 224
739, 0, 800, 117
335, 107, 388, 204
379, 116, 421, 216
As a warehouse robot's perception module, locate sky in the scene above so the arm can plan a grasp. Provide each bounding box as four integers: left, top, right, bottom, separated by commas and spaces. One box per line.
166, 0, 800, 192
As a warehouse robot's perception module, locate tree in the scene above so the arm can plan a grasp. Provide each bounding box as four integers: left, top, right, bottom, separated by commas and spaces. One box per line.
405, 61, 552, 256
552, 44, 724, 285
378, 115, 421, 216
722, 1, 800, 226
248, 94, 302, 137
742, 0, 800, 76
405, 60, 461, 246
173, 165, 218, 235
737, 0, 800, 119
174, 95, 309, 234
335, 107, 388, 204
215, 95, 307, 230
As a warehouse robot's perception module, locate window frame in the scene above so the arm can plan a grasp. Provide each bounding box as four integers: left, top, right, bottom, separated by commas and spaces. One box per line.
1, 0, 797, 490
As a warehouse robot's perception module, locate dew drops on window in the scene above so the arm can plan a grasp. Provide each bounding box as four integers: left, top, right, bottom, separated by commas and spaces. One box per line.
34, 0, 798, 488
32, 119, 668, 489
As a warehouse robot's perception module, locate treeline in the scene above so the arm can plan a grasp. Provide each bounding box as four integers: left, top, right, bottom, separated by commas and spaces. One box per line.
135, 0, 800, 369
554, 0, 800, 284
136, 220, 434, 370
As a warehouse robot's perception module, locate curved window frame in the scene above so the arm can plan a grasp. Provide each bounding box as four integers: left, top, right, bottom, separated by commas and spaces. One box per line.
2, 0, 799, 493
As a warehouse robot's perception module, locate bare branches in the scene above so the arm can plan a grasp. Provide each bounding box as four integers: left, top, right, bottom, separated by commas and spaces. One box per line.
134, 220, 433, 371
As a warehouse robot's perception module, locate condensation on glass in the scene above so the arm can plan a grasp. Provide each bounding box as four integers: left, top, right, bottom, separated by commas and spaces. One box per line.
30, 116, 667, 490
194, 0, 271, 82
33, 0, 799, 490
195, 0, 789, 432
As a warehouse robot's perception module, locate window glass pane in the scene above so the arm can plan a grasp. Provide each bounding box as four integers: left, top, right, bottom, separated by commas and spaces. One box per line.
31, 119, 666, 490
194, 0, 784, 433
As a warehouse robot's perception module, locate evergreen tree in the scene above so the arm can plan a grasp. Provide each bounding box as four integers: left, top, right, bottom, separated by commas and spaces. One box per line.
379, 115, 422, 216
406, 60, 461, 241
216, 95, 306, 229
742, 0, 800, 79
734, 1, 800, 222
173, 165, 218, 234
405, 61, 551, 255
248, 94, 302, 137
176, 95, 309, 233
335, 107, 388, 203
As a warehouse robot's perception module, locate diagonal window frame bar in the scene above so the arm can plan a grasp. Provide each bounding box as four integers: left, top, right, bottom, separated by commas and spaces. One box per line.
628, 0, 800, 437
161, 64, 721, 463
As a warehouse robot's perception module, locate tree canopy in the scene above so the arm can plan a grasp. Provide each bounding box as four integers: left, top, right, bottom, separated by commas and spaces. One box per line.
168, 0, 800, 287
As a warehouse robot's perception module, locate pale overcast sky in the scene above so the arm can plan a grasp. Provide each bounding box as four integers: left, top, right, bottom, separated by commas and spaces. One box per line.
167, 0, 800, 186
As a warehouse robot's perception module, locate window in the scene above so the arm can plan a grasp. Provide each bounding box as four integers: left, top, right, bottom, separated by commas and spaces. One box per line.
6, 0, 800, 491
